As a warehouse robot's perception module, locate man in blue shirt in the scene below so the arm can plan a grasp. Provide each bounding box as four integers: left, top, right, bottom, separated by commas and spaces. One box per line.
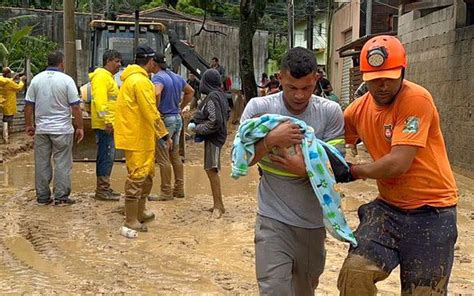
152, 53, 194, 201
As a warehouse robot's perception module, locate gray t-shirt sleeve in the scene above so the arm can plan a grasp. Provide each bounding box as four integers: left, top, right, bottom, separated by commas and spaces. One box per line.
240, 97, 263, 123
322, 103, 345, 142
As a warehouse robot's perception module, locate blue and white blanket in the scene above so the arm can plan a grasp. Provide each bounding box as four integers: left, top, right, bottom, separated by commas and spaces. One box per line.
231, 114, 357, 246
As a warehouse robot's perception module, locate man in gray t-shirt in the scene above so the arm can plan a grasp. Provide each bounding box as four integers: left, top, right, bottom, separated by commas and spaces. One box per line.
25, 51, 84, 206
240, 47, 344, 295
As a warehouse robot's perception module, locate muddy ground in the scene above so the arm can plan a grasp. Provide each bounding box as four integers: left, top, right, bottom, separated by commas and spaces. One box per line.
0, 133, 472, 295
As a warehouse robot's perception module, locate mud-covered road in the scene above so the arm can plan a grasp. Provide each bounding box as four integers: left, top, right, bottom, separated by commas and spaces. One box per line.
0, 135, 472, 295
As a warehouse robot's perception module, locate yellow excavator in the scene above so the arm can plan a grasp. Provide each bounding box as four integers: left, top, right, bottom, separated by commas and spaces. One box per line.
73, 19, 210, 162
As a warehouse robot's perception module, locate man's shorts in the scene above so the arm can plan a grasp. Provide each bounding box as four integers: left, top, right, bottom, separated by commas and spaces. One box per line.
204, 140, 221, 171
2, 115, 13, 123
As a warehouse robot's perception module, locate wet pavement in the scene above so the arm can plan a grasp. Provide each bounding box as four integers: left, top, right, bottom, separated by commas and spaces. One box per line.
0, 140, 472, 294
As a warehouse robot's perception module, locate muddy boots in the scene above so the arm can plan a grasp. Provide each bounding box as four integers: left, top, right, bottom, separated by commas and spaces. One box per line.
170, 147, 185, 198
124, 177, 147, 232
138, 175, 155, 223
95, 176, 120, 201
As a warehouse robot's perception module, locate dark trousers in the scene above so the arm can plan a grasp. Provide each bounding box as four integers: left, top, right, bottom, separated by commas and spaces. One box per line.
338, 199, 457, 295
95, 129, 115, 177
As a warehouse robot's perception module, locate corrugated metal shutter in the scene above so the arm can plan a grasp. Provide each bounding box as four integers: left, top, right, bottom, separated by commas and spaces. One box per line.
341, 30, 352, 104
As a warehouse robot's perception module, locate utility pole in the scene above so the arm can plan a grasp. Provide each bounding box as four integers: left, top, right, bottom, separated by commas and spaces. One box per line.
51, 0, 56, 42
133, 10, 140, 58
288, 0, 295, 49
306, 0, 315, 50
63, 0, 77, 82
90, 0, 94, 20
366, 0, 373, 35
105, 0, 110, 18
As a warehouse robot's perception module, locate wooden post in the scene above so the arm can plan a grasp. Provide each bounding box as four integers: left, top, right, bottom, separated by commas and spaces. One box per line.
63, 0, 77, 82
366, 0, 373, 35
306, 0, 315, 50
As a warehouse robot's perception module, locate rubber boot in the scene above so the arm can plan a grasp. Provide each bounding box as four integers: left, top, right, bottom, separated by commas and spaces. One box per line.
124, 177, 147, 232
94, 176, 119, 201
138, 175, 155, 223
170, 146, 185, 198
124, 198, 147, 232
105, 175, 121, 197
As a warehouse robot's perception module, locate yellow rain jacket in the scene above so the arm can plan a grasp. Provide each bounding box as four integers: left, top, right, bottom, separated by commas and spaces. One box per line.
0, 76, 24, 116
114, 64, 168, 151
89, 67, 119, 129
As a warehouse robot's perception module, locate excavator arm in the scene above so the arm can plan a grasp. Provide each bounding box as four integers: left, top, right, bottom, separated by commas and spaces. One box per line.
168, 29, 210, 79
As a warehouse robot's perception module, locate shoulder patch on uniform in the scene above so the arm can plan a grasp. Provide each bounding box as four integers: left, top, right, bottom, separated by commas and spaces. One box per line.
384, 124, 393, 141
403, 116, 420, 134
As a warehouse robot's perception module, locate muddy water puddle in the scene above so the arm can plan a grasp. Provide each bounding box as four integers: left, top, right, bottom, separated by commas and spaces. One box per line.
0, 150, 472, 294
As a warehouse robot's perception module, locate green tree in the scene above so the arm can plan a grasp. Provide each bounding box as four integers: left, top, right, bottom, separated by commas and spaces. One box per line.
0, 17, 57, 74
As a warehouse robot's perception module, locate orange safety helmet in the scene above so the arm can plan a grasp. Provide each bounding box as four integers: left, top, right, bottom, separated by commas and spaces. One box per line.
360, 35, 407, 81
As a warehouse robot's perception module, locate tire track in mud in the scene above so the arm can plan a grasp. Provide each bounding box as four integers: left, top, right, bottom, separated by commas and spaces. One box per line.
0, 188, 134, 293
0, 186, 235, 294
0, 188, 69, 294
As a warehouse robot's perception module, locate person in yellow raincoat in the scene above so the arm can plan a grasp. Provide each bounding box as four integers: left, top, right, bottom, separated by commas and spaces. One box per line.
89, 49, 122, 201
114, 45, 169, 232
0, 67, 26, 143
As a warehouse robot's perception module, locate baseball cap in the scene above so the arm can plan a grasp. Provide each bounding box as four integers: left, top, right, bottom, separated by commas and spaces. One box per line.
135, 45, 156, 58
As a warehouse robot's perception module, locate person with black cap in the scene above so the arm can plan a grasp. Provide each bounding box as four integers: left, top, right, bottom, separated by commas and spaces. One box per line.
187, 69, 230, 218
151, 53, 194, 201
114, 44, 169, 232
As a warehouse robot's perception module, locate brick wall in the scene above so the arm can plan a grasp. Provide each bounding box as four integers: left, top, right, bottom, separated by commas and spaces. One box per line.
398, 6, 474, 175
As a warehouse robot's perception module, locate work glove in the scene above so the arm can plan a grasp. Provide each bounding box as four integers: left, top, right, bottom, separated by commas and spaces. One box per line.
322, 145, 358, 183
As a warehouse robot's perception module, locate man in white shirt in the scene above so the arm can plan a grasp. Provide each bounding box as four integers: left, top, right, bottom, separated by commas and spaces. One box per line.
25, 51, 84, 206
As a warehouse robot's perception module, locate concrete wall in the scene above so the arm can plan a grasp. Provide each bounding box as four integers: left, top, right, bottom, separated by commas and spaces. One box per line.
398, 4, 474, 174
184, 22, 268, 90
329, 1, 361, 98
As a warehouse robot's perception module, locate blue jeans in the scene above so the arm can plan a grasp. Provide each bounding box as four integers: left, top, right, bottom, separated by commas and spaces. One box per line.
95, 129, 115, 177
158, 114, 182, 148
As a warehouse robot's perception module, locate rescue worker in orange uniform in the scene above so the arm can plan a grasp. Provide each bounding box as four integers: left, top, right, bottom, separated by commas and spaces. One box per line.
114, 45, 169, 231
89, 49, 122, 201
337, 36, 458, 295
